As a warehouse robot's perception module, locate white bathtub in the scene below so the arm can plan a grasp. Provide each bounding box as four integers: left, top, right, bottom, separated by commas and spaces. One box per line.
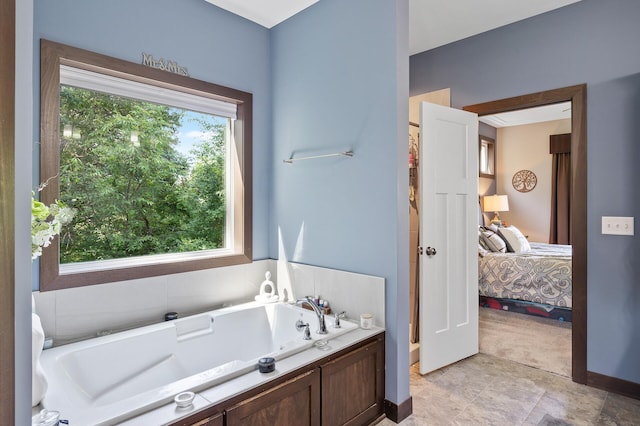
39, 301, 358, 425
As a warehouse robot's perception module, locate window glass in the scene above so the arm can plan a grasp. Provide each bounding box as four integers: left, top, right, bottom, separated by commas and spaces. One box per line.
59, 84, 232, 266
479, 136, 495, 177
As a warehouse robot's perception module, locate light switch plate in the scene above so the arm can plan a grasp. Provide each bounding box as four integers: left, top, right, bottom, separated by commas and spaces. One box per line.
601, 216, 634, 236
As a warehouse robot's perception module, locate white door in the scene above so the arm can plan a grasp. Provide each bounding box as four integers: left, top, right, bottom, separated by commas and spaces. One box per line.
419, 102, 479, 374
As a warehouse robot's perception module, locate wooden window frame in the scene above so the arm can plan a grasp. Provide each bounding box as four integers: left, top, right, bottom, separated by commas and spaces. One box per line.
39, 39, 253, 291
479, 135, 495, 178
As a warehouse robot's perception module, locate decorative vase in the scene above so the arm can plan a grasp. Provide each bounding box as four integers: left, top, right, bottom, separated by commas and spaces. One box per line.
32, 312, 48, 407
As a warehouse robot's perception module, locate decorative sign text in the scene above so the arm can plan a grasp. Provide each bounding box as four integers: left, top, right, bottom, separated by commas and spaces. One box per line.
142, 53, 189, 77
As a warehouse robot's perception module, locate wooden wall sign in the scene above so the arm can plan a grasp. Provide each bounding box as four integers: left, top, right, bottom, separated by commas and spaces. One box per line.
512, 169, 537, 192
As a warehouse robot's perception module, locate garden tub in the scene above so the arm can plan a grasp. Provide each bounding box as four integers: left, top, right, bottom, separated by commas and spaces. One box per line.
39, 301, 358, 425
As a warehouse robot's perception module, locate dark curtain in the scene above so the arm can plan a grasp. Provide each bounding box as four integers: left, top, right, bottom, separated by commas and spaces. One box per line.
409, 125, 420, 344
410, 231, 419, 343
549, 134, 572, 244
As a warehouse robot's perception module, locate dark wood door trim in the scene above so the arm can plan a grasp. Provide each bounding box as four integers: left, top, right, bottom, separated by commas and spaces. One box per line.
464, 84, 588, 384
0, 0, 16, 419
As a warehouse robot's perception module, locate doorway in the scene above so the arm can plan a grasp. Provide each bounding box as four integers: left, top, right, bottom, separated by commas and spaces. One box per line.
477, 101, 572, 377
464, 84, 587, 383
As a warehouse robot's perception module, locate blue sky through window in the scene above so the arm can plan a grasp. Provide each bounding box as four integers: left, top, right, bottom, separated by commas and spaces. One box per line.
174, 109, 228, 160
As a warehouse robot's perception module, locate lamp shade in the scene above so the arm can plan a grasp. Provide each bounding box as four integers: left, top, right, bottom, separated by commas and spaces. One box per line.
483, 194, 509, 213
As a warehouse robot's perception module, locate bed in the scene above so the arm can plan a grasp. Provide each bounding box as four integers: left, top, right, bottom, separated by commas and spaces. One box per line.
478, 226, 572, 321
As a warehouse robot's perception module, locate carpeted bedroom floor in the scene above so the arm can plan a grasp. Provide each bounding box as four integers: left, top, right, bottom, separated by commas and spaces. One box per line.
478, 307, 572, 377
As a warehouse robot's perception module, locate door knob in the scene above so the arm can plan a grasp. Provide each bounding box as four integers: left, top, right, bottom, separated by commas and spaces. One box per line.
425, 246, 437, 256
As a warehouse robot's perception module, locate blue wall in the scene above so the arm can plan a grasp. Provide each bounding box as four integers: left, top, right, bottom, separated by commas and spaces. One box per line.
411, 0, 640, 383
33, 0, 411, 405
271, 0, 410, 403
33, 0, 272, 287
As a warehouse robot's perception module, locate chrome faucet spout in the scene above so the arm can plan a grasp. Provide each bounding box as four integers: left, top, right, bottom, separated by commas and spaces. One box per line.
296, 296, 328, 335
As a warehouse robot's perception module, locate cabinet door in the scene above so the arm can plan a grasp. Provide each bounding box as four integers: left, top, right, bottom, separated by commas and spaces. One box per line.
189, 412, 223, 426
321, 338, 384, 426
169, 408, 223, 426
226, 369, 320, 426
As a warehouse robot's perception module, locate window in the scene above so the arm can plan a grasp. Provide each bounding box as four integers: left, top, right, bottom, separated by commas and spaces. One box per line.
479, 136, 495, 178
40, 40, 252, 290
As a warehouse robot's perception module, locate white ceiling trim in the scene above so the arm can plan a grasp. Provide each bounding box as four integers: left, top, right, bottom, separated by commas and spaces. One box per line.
480, 102, 571, 128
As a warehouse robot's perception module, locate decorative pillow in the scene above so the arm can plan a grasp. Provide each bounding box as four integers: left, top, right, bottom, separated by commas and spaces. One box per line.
486, 223, 499, 233
478, 227, 491, 251
478, 243, 489, 257
479, 229, 507, 253
498, 226, 531, 253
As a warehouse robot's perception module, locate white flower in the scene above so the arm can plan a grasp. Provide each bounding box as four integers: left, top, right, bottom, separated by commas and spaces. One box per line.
31, 190, 76, 260
31, 246, 43, 261
32, 228, 54, 248
56, 207, 75, 225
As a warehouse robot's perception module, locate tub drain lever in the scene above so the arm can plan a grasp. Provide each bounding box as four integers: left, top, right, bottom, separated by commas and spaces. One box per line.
296, 319, 311, 340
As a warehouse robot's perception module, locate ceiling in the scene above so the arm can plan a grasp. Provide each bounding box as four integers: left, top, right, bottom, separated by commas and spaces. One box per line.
205, 0, 582, 55
480, 102, 572, 128
205, 0, 319, 29
205, 0, 580, 124
408, 0, 582, 55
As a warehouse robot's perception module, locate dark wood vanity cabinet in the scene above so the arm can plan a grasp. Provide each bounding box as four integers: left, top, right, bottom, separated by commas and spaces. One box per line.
176, 333, 384, 426
320, 339, 385, 426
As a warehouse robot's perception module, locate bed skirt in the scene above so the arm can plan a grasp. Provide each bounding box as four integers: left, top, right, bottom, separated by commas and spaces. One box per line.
479, 295, 572, 322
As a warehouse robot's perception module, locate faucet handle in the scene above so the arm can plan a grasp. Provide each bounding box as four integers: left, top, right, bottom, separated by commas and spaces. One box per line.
296, 319, 311, 340
334, 311, 346, 328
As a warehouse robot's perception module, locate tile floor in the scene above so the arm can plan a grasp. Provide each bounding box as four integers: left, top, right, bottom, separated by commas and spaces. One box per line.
380, 354, 640, 425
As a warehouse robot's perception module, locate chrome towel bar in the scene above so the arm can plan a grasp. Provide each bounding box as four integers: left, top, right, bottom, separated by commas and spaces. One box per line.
283, 150, 353, 164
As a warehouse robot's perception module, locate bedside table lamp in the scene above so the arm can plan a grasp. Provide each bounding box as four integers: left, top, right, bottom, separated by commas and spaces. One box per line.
483, 195, 509, 227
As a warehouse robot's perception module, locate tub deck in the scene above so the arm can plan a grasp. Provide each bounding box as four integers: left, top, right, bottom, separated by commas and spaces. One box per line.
40, 301, 359, 425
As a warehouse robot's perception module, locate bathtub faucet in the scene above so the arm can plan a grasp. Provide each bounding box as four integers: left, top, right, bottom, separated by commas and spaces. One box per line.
296, 296, 328, 335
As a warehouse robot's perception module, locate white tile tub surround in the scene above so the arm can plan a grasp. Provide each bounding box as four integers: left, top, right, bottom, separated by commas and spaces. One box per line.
165, 260, 277, 317
32, 259, 384, 345
277, 260, 385, 328
33, 259, 277, 345
276, 260, 314, 302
